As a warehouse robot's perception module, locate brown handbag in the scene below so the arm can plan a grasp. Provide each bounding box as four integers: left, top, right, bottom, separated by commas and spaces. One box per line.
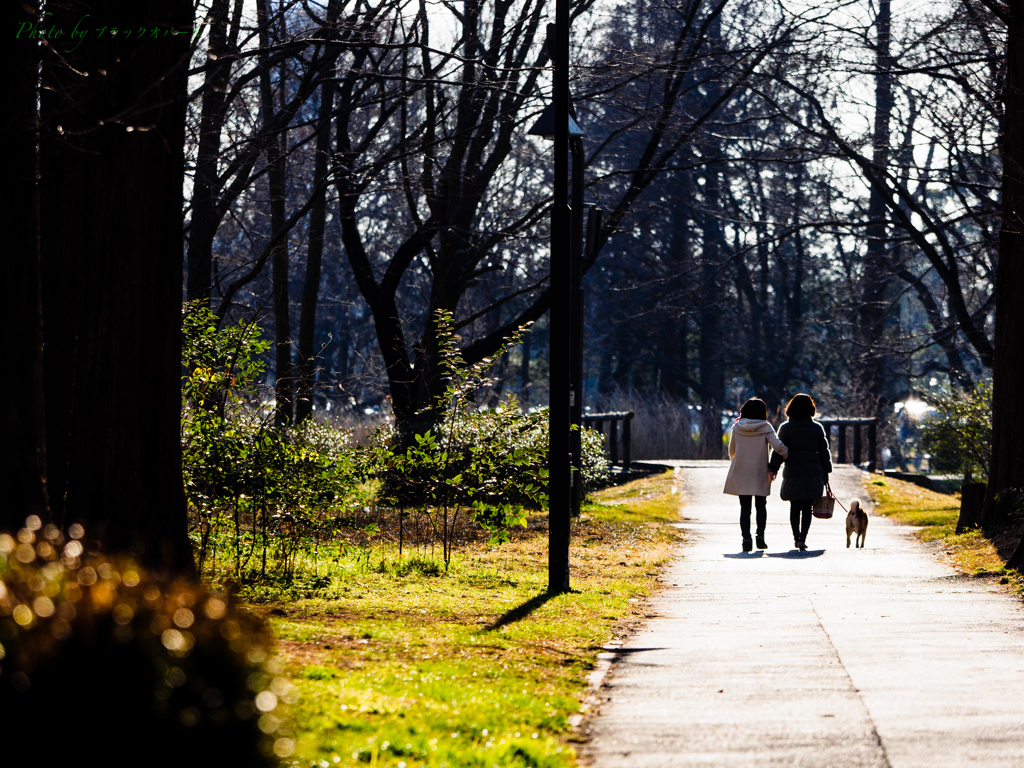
812, 478, 836, 519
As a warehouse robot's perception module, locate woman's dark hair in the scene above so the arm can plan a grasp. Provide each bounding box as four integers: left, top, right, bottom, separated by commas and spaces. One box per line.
785, 393, 816, 418
739, 398, 768, 420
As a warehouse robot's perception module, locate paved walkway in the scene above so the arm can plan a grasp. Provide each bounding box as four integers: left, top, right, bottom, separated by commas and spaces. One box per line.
582, 461, 1024, 768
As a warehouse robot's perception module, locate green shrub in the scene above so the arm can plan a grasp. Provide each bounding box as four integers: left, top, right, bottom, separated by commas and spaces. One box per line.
0, 518, 288, 766
181, 302, 364, 584
372, 312, 610, 566
918, 383, 991, 481
181, 304, 609, 579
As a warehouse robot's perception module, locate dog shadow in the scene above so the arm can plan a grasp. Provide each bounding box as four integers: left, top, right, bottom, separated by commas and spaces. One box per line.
723, 551, 765, 559
766, 549, 826, 559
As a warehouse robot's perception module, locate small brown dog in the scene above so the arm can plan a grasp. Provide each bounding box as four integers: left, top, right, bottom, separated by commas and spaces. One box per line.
846, 499, 868, 548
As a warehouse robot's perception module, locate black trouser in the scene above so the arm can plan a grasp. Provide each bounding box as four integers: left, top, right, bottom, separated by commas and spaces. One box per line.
739, 495, 767, 539
790, 500, 813, 543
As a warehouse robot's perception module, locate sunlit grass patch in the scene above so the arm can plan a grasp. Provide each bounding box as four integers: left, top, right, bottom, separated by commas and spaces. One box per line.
589, 467, 683, 524
865, 476, 959, 527
259, 470, 683, 767
866, 476, 1023, 593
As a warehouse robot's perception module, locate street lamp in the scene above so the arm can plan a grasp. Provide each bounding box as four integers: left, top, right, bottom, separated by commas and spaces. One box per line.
528, 14, 580, 594
531, 103, 588, 520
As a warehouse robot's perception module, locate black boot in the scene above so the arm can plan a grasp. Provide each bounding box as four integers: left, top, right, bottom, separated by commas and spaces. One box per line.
742, 536, 753, 552
756, 534, 767, 550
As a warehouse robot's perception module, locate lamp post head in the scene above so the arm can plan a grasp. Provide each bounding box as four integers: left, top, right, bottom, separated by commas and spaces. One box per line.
528, 102, 583, 140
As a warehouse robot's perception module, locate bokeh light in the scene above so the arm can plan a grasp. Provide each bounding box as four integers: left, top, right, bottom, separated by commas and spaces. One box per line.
1, 518, 282, 766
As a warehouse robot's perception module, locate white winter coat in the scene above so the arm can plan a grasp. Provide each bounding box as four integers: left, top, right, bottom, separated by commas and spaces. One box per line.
722, 418, 788, 497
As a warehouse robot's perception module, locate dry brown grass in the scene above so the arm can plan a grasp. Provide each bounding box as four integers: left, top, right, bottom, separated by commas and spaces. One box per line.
866, 475, 1024, 593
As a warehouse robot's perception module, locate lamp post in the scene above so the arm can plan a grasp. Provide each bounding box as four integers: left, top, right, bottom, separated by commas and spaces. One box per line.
530, 113, 588, 522
528, 13, 577, 594
568, 135, 585, 520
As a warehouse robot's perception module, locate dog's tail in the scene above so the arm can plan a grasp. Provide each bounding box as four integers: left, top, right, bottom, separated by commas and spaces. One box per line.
850, 498, 861, 512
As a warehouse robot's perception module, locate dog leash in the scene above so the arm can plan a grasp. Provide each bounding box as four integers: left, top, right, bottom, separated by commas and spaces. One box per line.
825, 478, 850, 515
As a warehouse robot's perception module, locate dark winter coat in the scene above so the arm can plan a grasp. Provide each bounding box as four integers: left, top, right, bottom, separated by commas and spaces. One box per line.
768, 417, 833, 501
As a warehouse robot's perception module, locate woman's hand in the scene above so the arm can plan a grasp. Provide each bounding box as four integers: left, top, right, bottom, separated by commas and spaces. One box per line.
770, 472, 777, 482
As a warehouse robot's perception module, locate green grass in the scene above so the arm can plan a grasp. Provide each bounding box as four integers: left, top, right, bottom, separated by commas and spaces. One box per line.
250, 470, 684, 767
866, 476, 1023, 591
864, 476, 960, 528
589, 469, 683, 524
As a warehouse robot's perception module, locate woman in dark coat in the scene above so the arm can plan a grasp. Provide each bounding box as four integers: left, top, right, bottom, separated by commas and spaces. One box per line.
768, 393, 833, 550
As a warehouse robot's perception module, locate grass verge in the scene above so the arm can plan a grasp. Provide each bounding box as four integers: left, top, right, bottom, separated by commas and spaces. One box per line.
865, 475, 1023, 592
257, 469, 684, 767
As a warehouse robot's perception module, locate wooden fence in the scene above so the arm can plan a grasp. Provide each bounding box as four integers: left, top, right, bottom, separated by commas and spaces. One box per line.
817, 417, 878, 472
582, 411, 635, 473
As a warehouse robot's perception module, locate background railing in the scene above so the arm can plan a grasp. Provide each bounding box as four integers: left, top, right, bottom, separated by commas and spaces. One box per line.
818, 417, 878, 472
583, 411, 635, 473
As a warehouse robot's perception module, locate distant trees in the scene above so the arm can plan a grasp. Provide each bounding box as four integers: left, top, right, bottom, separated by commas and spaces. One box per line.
556, 0, 1011, 469
576, 0, 837, 431
181, 0, 801, 443
183, 0, 552, 428
785, 0, 1019, 503
7, 0, 1017, 566
755, 0, 1000, 465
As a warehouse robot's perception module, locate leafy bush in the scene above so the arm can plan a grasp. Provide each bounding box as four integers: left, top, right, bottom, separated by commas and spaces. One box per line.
579, 420, 612, 493
181, 303, 609, 579
372, 312, 610, 566
373, 401, 547, 564
918, 383, 991, 481
0, 518, 289, 765
181, 302, 363, 584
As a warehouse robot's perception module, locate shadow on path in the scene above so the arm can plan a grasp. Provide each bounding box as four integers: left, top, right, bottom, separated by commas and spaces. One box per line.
605, 647, 667, 666
723, 551, 765, 559
766, 549, 826, 559
488, 591, 557, 630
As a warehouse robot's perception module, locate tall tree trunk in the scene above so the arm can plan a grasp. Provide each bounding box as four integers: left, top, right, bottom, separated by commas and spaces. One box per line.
295, 80, 335, 424
2, 0, 48, 531
186, 0, 234, 305
697, 15, 727, 458
988, 2, 1024, 526
698, 170, 726, 458
611, 324, 635, 391
859, 0, 895, 467
270, 132, 293, 426
336, 309, 351, 380
597, 334, 613, 397
661, 190, 692, 401
38, 0, 193, 571
258, 1, 293, 426
660, 315, 689, 401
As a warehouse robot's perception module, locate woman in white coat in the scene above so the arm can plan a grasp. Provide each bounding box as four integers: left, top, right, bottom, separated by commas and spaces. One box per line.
723, 398, 788, 551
